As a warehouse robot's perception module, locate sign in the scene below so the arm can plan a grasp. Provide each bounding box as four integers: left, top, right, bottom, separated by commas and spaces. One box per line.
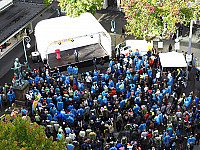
158, 42, 163, 48
175, 42, 180, 50
186, 54, 192, 63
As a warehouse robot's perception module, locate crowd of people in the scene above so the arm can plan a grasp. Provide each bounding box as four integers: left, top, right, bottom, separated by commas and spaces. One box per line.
0, 48, 200, 150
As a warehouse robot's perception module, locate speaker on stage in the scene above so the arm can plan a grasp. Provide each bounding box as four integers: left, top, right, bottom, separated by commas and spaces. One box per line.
31, 51, 40, 63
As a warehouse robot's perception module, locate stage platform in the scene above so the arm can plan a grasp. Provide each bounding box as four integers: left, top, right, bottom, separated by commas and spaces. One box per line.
48, 43, 109, 71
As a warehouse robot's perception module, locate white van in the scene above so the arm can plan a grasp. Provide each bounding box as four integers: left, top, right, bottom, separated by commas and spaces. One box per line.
116, 40, 153, 56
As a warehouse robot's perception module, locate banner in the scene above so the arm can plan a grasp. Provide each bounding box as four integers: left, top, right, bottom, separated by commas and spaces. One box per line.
32, 99, 39, 113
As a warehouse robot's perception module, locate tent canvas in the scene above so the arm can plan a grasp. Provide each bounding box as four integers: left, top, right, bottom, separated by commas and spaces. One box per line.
159, 51, 187, 68
35, 12, 111, 60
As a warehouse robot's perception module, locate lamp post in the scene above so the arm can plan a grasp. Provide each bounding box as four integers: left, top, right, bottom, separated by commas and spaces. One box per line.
111, 19, 116, 49
22, 36, 31, 69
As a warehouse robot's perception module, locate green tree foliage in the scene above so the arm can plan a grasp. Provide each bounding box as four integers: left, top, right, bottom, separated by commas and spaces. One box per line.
44, 0, 104, 17
0, 114, 67, 150
121, 0, 200, 40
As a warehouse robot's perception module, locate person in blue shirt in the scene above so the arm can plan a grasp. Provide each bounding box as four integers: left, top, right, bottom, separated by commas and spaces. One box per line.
126, 90, 131, 98
0, 94, 2, 110
167, 76, 173, 86
67, 65, 73, 75
97, 97, 103, 105
67, 142, 74, 150
101, 73, 105, 81
11, 91, 15, 101
57, 99, 63, 111
130, 84, 136, 92
139, 122, 146, 132
158, 112, 163, 124
46, 74, 51, 85
133, 104, 140, 114
77, 108, 84, 116
163, 133, 170, 146
187, 135, 196, 146
133, 73, 139, 81
154, 115, 160, 125
73, 66, 78, 75
135, 62, 140, 71
184, 98, 191, 108
109, 59, 114, 67
7, 91, 12, 106
47, 113, 52, 121
103, 96, 107, 104
28, 77, 33, 85
168, 85, 171, 94
148, 67, 152, 77
108, 79, 114, 89
78, 82, 84, 91
157, 94, 162, 106
133, 56, 138, 64
46, 97, 51, 106
116, 81, 121, 93
56, 94, 62, 102
135, 49, 139, 56
167, 125, 173, 136
104, 73, 109, 81
60, 74, 66, 82
109, 146, 117, 150
142, 55, 146, 64
57, 132, 63, 140
92, 76, 98, 82
65, 125, 71, 134
152, 103, 158, 111
55, 86, 60, 95
101, 81, 106, 88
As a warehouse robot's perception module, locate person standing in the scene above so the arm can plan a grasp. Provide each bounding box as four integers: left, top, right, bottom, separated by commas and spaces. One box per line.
73, 49, 78, 62
169, 44, 172, 52
99, 57, 104, 69
93, 57, 97, 70
121, 26, 125, 38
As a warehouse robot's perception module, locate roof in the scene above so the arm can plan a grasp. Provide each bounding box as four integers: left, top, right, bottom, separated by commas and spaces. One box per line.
0, 2, 45, 44
35, 12, 111, 60
159, 51, 187, 68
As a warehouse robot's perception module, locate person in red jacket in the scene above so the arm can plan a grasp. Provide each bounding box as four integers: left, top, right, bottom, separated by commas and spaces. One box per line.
72, 83, 78, 91
184, 113, 189, 122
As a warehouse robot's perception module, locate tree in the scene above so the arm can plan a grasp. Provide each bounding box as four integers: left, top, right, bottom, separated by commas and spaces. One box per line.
44, 0, 104, 17
121, 0, 200, 40
0, 114, 67, 150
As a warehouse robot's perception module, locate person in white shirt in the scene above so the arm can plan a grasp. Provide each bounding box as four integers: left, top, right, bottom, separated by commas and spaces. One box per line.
69, 130, 76, 140
85, 75, 92, 88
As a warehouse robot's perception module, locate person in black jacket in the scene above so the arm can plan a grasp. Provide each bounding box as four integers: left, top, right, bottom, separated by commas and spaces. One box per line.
169, 44, 172, 52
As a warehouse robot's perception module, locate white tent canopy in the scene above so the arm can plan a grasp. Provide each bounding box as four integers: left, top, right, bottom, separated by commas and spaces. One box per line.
159, 51, 187, 68
35, 13, 111, 60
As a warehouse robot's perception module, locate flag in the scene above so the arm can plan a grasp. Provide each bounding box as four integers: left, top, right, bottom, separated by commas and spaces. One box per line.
32, 99, 39, 113
37, 93, 41, 100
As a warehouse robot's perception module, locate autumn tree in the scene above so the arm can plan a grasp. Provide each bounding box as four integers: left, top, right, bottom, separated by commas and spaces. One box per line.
44, 0, 104, 17
0, 114, 67, 150
121, 0, 200, 40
